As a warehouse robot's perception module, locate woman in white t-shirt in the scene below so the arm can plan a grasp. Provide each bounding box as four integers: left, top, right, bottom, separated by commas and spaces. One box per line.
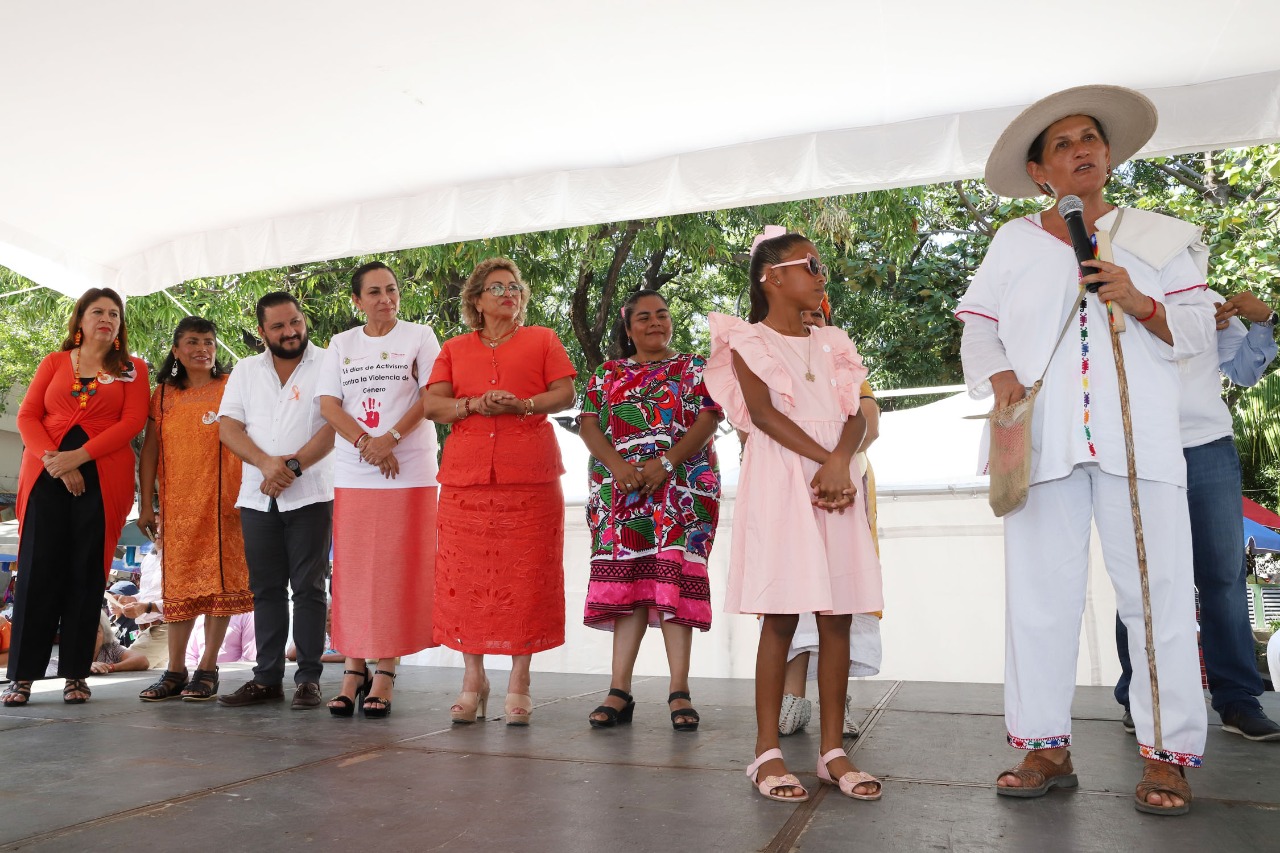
317, 261, 441, 718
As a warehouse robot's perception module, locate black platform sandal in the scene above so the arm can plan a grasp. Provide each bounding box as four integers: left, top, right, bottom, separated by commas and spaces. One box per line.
589, 687, 635, 728
328, 666, 372, 718
668, 691, 700, 732
181, 667, 220, 702
139, 670, 189, 702
362, 669, 396, 718
63, 679, 92, 704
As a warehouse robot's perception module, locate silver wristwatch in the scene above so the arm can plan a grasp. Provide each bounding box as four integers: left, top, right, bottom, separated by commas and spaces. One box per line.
658, 455, 674, 474
388, 428, 402, 443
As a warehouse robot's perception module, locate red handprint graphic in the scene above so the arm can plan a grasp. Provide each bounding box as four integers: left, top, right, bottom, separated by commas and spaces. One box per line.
357, 396, 381, 428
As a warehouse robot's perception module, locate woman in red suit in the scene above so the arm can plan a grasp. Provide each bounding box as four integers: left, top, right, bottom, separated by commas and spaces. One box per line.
2, 288, 149, 706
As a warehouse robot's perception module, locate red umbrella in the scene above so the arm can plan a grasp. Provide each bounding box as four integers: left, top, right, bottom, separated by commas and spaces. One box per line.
1242, 496, 1280, 529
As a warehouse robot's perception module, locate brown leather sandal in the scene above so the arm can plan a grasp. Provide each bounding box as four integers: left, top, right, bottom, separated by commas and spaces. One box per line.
1134, 759, 1191, 816
995, 749, 1078, 798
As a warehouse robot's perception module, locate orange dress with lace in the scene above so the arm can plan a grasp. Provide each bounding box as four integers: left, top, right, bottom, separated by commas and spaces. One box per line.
150, 378, 253, 622
428, 326, 577, 655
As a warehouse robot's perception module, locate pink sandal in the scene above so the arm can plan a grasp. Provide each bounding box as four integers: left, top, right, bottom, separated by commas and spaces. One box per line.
817, 748, 882, 801
746, 748, 809, 802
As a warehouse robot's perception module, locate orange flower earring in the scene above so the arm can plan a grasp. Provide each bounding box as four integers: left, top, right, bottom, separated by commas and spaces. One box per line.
74, 330, 82, 346
114, 337, 121, 351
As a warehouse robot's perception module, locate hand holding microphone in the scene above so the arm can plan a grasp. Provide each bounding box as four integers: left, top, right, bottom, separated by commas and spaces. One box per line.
1059, 195, 1151, 330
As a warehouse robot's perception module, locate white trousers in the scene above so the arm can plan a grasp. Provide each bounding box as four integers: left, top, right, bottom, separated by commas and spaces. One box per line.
1003, 464, 1207, 766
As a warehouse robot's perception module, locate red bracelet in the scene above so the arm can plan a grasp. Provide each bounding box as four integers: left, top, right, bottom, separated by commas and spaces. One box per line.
354, 433, 369, 449
1136, 296, 1159, 323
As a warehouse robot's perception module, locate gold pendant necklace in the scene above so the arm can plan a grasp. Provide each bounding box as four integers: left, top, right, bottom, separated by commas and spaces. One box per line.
764, 321, 815, 382
479, 325, 519, 349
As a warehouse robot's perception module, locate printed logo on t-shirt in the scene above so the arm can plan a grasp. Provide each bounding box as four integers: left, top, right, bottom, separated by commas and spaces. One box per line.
339, 352, 414, 397
358, 397, 381, 428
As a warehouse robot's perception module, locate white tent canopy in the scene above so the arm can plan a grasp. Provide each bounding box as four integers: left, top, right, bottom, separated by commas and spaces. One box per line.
3, 1, 1280, 298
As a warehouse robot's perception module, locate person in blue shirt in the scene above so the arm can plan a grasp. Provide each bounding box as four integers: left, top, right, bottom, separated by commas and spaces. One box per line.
1115, 289, 1280, 742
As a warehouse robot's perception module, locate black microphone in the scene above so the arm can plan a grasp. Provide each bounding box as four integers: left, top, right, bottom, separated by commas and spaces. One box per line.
1057, 195, 1099, 291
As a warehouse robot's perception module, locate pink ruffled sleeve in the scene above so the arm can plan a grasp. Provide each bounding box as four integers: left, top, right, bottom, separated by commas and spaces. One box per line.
704, 313, 796, 431
820, 326, 869, 418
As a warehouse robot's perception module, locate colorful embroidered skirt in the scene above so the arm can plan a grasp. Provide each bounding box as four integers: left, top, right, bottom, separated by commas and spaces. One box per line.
433, 481, 565, 655
331, 485, 438, 658
584, 550, 712, 631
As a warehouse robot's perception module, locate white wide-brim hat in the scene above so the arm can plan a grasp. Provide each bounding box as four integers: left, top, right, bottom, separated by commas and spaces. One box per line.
984, 84, 1158, 199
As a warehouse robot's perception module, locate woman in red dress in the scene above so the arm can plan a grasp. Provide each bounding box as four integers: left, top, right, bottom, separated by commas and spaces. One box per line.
3, 288, 149, 706
425, 257, 576, 726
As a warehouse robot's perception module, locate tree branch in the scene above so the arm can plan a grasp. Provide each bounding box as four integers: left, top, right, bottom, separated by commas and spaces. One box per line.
1152, 161, 1250, 204
642, 245, 670, 291
569, 224, 616, 369
591, 220, 644, 345
953, 182, 994, 238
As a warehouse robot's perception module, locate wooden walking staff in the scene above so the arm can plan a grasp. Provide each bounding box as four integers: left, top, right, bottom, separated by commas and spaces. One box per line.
1096, 230, 1163, 750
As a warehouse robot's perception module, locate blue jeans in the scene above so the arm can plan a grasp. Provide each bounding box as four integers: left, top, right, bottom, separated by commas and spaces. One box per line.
1115, 436, 1263, 717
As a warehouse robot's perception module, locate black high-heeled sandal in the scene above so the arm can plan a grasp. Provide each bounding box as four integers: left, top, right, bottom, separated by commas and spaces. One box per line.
328, 666, 372, 717
362, 669, 396, 718
668, 691, 700, 732
589, 687, 635, 728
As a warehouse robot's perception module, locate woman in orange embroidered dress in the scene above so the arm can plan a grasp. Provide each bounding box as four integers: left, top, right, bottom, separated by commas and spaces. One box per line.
425, 257, 577, 727
136, 317, 253, 703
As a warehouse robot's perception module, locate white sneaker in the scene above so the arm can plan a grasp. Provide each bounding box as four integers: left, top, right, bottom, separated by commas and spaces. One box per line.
843, 694, 860, 737
779, 694, 812, 735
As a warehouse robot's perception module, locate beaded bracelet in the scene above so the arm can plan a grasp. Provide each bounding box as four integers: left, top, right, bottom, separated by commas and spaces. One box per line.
462, 396, 472, 418
519, 397, 535, 420
1136, 296, 1159, 323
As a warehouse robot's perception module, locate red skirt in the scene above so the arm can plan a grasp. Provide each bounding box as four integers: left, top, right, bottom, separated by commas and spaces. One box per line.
331, 486, 438, 658
433, 482, 565, 655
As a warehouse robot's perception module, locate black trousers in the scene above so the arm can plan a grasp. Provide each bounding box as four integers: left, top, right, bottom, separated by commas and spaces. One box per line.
240, 499, 332, 686
7, 426, 107, 682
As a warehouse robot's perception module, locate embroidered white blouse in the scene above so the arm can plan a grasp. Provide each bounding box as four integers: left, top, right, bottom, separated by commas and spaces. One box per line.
956, 213, 1214, 488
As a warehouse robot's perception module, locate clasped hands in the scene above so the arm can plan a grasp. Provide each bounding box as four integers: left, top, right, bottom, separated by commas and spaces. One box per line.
811, 453, 856, 514
610, 457, 671, 498
42, 448, 88, 496
472, 389, 525, 417
258, 455, 300, 497
359, 434, 399, 480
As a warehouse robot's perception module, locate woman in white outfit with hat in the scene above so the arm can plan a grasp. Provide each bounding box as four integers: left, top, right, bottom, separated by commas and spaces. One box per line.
956, 84, 1215, 816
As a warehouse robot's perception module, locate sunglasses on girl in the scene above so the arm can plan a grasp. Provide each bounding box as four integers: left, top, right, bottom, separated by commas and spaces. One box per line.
484, 283, 526, 297
761, 254, 828, 282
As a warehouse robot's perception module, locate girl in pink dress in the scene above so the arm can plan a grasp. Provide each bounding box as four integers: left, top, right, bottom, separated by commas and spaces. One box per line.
704, 228, 884, 804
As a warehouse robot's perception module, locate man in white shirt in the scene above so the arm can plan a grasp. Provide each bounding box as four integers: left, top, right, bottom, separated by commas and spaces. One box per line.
1115, 290, 1280, 742
216, 293, 336, 710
